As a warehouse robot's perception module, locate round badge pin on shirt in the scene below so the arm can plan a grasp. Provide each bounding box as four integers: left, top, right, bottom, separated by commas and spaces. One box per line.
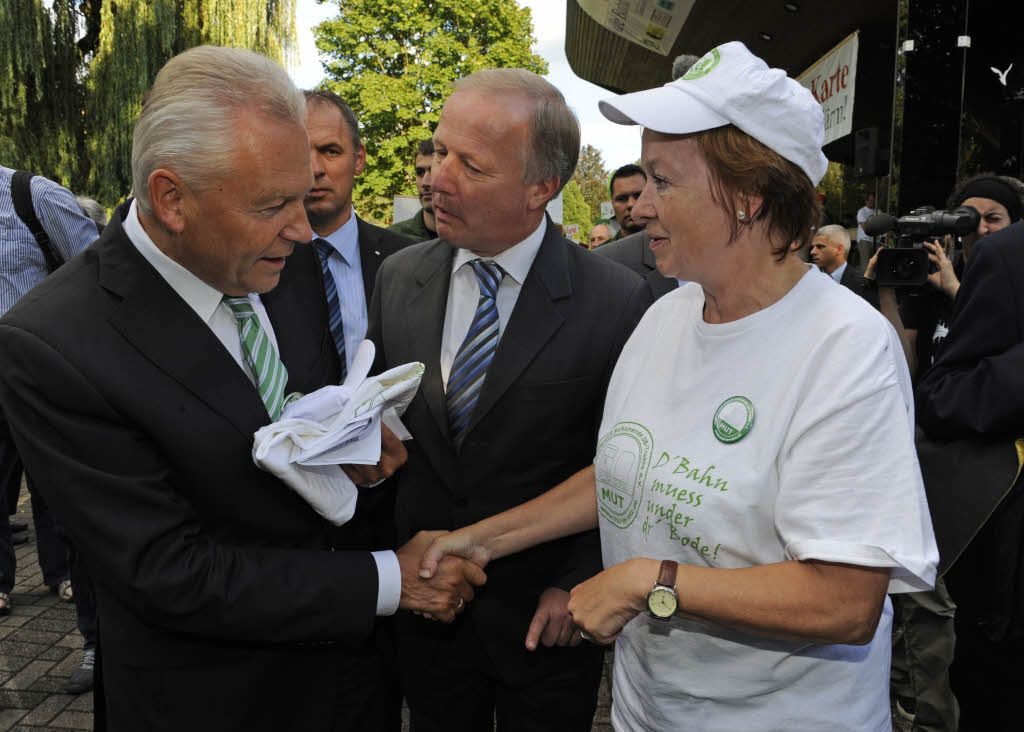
712, 396, 755, 443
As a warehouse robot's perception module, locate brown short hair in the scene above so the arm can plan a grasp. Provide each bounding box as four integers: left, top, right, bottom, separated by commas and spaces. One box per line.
696, 125, 820, 260
415, 138, 435, 158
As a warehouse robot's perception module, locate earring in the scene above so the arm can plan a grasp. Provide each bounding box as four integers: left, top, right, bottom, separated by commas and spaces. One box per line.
737, 210, 746, 220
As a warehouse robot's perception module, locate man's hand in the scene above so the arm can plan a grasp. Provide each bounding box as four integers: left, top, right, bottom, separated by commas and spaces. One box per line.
397, 530, 486, 622
341, 424, 407, 486
864, 246, 881, 281
418, 524, 494, 579
525, 587, 580, 650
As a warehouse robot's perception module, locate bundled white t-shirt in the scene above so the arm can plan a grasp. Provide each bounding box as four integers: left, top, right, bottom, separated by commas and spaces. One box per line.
595, 266, 938, 732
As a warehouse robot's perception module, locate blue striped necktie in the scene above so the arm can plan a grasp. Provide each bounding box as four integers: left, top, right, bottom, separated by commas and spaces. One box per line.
314, 239, 347, 380
447, 259, 504, 444
223, 297, 291, 420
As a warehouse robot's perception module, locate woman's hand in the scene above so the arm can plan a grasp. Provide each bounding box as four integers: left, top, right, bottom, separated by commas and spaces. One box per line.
419, 524, 494, 579
923, 239, 959, 298
567, 558, 656, 644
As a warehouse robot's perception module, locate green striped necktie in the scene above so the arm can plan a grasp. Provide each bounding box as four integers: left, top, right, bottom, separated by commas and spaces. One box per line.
223, 296, 290, 420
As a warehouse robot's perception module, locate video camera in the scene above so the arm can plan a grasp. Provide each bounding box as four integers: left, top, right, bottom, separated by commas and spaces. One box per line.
863, 206, 980, 287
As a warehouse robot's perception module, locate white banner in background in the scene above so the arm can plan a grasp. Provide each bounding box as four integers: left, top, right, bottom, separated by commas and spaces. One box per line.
798, 31, 859, 146
578, 0, 696, 56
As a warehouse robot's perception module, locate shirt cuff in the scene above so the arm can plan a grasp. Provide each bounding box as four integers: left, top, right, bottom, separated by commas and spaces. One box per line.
371, 550, 402, 616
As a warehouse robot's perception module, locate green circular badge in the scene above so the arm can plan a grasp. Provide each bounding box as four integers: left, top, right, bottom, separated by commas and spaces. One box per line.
682, 48, 721, 80
713, 396, 755, 443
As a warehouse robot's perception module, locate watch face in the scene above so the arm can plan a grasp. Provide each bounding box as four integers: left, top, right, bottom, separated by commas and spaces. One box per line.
648, 587, 678, 619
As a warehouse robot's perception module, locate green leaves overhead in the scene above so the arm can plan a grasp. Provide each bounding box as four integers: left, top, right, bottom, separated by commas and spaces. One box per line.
2, 1, 296, 207
314, 0, 547, 222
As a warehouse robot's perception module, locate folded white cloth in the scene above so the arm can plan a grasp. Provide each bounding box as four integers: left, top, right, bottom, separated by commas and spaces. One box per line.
252, 340, 424, 525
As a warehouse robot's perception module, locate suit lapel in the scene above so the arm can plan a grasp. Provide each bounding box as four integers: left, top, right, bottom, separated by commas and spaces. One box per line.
461, 221, 570, 439
356, 217, 382, 308
98, 218, 271, 440
405, 240, 455, 442
640, 232, 679, 298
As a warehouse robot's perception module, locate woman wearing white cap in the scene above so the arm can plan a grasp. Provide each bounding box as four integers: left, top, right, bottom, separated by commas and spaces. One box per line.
420, 42, 938, 730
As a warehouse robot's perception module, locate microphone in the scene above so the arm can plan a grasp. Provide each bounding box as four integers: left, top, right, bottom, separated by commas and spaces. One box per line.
863, 213, 897, 238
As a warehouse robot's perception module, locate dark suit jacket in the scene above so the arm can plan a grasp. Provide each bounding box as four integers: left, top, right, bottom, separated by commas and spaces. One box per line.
838, 261, 880, 309
366, 219, 649, 683
0, 212, 380, 731
355, 216, 415, 308
594, 230, 678, 301
916, 221, 1024, 638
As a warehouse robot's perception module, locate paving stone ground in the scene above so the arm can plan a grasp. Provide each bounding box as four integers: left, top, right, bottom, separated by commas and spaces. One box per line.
1, 493, 92, 731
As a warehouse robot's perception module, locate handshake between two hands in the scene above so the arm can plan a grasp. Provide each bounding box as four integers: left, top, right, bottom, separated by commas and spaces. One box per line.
393, 529, 632, 650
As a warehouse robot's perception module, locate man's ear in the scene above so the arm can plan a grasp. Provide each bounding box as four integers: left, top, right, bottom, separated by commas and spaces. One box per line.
147, 169, 189, 234
354, 144, 367, 177
526, 177, 560, 213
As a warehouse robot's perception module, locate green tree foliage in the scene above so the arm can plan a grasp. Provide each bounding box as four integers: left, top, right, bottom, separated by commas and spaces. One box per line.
817, 161, 876, 227
1, 1, 81, 186
561, 179, 591, 241
572, 143, 609, 224
314, 0, 547, 222
2, 1, 296, 206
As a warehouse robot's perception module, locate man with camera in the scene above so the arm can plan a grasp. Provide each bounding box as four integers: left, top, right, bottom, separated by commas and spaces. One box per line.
863, 173, 1023, 731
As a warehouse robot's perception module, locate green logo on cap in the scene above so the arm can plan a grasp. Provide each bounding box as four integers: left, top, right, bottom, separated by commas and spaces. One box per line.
712, 396, 754, 443
682, 48, 721, 80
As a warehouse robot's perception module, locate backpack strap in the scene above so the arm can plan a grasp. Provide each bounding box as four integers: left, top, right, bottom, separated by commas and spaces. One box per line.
10, 170, 66, 273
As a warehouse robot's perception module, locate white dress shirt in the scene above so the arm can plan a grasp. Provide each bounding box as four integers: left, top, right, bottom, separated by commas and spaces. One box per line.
124, 201, 400, 616
440, 218, 547, 390
831, 261, 848, 284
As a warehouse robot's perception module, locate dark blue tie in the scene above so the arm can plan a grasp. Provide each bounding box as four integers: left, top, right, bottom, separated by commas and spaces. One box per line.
314, 239, 347, 380
446, 260, 504, 444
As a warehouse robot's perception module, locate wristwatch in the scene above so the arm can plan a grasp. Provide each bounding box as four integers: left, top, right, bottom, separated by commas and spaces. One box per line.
646, 559, 678, 620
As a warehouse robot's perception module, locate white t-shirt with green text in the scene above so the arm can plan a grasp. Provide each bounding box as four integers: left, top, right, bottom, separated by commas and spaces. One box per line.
595, 266, 938, 732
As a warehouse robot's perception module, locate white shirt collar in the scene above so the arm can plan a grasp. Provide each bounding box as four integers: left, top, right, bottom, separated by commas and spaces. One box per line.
831, 261, 847, 283
123, 199, 233, 323
450, 217, 547, 284
315, 207, 359, 265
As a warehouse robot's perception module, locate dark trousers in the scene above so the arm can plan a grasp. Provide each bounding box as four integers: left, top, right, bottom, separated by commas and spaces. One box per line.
68, 539, 98, 649
331, 617, 402, 732
400, 614, 604, 732
890, 577, 959, 731
0, 417, 70, 593
950, 620, 1024, 731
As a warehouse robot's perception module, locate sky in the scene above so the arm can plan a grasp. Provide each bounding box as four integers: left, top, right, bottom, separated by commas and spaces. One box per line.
290, 0, 643, 172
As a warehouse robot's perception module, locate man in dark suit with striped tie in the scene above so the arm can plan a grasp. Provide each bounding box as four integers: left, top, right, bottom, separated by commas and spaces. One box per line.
303, 90, 414, 377
366, 69, 650, 731
0, 46, 480, 732
301, 89, 414, 731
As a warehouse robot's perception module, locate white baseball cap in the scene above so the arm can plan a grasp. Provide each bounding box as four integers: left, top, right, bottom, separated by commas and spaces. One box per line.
599, 42, 828, 186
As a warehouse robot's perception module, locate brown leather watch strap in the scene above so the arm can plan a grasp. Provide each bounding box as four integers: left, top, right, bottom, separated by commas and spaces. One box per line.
657, 559, 678, 588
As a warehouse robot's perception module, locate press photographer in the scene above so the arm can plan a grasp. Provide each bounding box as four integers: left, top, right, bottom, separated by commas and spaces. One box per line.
864, 174, 1024, 380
